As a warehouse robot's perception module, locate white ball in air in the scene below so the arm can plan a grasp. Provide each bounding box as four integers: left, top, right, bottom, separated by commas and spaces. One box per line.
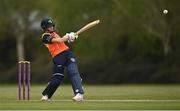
163, 9, 168, 14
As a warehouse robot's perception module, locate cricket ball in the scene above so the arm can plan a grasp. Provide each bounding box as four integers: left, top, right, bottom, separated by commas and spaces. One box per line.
163, 9, 168, 14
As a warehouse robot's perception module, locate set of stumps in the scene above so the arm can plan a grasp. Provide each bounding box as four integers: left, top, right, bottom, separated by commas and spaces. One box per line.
18, 61, 31, 100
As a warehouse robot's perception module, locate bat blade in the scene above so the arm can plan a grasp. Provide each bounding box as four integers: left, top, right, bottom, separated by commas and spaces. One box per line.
76, 20, 100, 35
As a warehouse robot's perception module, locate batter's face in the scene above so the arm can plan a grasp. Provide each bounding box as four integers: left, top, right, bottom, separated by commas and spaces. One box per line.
47, 26, 54, 32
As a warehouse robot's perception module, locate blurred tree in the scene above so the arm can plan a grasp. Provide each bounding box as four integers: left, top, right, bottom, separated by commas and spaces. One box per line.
1, 0, 42, 61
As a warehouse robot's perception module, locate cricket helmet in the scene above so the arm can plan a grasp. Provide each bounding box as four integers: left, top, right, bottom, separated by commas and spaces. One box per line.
41, 18, 55, 30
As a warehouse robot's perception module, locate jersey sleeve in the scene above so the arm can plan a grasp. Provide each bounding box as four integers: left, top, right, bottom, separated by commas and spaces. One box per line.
42, 34, 53, 44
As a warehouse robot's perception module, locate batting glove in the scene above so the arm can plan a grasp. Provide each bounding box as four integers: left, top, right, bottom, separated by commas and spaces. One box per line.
66, 33, 75, 43
70, 32, 78, 39
66, 32, 78, 43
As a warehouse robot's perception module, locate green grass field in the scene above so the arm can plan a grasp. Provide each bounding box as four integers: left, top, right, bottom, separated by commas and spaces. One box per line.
0, 84, 180, 110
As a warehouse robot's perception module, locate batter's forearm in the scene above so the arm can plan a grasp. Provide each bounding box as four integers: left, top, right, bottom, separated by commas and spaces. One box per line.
51, 35, 69, 43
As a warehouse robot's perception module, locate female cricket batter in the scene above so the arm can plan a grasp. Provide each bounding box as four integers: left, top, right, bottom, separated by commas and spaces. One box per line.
40, 18, 84, 101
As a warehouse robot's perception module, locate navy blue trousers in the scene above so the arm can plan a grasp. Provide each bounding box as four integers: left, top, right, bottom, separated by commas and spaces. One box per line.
42, 50, 84, 98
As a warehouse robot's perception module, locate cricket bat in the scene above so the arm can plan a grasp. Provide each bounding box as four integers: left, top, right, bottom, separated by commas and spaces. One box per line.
76, 20, 100, 35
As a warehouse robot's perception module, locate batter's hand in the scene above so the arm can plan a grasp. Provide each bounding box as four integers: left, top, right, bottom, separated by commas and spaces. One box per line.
72, 32, 78, 39
66, 32, 78, 43
66, 33, 74, 43
69, 32, 78, 39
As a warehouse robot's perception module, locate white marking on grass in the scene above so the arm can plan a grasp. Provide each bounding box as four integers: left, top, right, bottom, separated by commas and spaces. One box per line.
52, 99, 180, 102
5, 99, 180, 102
84, 100, 180, 102
1, 99, 180, 102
